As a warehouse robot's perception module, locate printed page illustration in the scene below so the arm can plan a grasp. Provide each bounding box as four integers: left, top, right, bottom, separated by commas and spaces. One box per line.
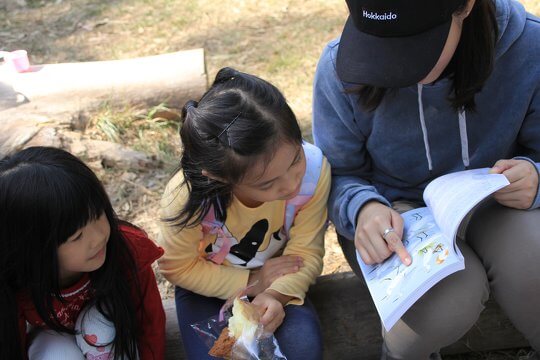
356, 168, 509, 331
357, 207, 463, 330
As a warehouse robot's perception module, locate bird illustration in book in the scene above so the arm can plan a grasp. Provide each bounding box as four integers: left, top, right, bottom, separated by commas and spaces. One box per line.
379, 238, 449, 302
417, 241, 449, 273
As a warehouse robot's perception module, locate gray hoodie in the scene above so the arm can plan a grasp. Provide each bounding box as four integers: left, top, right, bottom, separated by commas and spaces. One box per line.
312, 0, 540, 240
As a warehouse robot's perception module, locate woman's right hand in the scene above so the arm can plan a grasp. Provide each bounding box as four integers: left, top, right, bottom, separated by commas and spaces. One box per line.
246, 255, 303, 296
355, 201, 411, 266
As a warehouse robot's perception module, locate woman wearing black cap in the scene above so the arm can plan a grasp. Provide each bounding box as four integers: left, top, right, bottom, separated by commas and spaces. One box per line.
313, 0, 540, 358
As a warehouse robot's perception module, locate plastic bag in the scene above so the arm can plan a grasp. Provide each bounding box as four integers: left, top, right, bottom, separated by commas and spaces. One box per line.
191, 293, 287, 360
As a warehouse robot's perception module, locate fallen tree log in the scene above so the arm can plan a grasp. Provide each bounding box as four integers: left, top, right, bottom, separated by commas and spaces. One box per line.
163, 272, 529, 359
1, 48, 207, 112
0, 49, 207, 157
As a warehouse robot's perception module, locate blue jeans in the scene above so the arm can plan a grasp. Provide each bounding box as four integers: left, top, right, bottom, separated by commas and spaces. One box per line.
175, 286, 323, 360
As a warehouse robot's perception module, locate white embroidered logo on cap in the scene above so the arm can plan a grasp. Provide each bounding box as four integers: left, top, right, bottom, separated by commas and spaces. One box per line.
363, 10, 397, 21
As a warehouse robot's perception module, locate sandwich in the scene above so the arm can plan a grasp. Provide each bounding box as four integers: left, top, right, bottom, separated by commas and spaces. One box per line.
209, 297, 261, 359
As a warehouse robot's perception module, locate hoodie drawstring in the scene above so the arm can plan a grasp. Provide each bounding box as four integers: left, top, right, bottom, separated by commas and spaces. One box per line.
416, 84, 470, 171
417, 84, 433, 171
458, 107, 470, 169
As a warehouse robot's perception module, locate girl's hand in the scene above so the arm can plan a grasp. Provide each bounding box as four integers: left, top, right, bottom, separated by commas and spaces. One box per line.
252, 290, 286, 334
246, 256, 303, 296
490, 159, 539, 209
355, 201, 411, 266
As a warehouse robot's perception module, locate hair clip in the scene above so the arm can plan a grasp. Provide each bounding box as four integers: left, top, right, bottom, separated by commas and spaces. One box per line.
217, 114, 241, 146
185, 101, 197, 111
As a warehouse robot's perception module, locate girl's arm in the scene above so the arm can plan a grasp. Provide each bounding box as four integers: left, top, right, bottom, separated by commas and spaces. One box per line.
135, 263, 166, 360
158, 173, 250, 300
266, 159, 332, 305
121, 225, 166, 360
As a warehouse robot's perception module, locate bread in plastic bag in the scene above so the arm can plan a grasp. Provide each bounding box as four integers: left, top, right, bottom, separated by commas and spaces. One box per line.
191, 294, 286, 360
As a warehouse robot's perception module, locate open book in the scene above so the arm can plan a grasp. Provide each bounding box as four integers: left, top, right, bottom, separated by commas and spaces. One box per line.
356, 168, 509, 331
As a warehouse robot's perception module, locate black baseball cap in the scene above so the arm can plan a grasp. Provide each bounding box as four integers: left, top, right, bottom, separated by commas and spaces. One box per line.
336, 0, 465, 88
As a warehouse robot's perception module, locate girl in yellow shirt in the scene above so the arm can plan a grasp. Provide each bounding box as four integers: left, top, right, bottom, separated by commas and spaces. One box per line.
158, 67, 330, 360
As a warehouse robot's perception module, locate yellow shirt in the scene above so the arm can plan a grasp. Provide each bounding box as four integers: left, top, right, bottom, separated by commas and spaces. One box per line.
158, 158, 331, 305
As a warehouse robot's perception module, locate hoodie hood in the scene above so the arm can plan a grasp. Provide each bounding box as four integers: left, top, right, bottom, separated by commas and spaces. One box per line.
494, 0, 527, 59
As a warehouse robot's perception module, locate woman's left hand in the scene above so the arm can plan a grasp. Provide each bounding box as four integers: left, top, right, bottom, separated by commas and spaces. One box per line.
489, 159, 539, 209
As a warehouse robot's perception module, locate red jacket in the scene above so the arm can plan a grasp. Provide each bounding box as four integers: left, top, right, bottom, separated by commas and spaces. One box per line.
17, 225, 166, 359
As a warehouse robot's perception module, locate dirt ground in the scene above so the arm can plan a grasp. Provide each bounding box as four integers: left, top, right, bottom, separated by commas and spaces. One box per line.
2, 0, 356, 298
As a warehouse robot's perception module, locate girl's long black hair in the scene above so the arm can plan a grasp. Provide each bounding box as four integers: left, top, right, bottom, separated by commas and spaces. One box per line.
169, 67, 302, 228
353, 0, 498, 112
0, 146, 140, 360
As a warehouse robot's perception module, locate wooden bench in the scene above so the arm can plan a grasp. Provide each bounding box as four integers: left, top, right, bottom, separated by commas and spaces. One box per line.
164, 272, 529, 360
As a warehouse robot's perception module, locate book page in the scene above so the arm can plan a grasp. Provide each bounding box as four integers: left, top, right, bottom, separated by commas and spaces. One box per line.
357, 207, 464, 331
423, 168, 509, 242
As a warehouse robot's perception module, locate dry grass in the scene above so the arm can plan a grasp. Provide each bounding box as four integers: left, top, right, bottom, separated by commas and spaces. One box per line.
1, 0, 347, 128
1, 0, 354, 280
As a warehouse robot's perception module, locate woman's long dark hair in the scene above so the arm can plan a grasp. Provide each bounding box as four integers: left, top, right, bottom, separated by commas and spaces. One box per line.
0, 147, 140, 360
353, 0, 498, 112
170, 67, 302, 228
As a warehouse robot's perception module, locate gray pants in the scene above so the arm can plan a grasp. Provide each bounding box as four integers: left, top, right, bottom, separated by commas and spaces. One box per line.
338, 200, 540, 360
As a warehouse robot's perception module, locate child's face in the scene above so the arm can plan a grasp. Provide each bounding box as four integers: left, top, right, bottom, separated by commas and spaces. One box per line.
57, 213, 110, 284
233, 141, 306, 207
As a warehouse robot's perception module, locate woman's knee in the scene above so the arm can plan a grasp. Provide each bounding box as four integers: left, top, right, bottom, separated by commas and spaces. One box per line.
409, 243, 488, 326
468, 203, 540, 284
384, 244, 489, 359
468, 202, 540, 257
468, 204, 540, 349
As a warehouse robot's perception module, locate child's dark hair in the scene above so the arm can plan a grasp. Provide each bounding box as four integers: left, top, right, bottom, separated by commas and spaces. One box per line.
171, 67, 302, 228
0, 147, 140, 360
353, 0, 498, 112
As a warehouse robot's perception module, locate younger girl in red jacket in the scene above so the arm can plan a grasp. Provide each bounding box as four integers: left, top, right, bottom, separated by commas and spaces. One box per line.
0, 146, 165, 360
